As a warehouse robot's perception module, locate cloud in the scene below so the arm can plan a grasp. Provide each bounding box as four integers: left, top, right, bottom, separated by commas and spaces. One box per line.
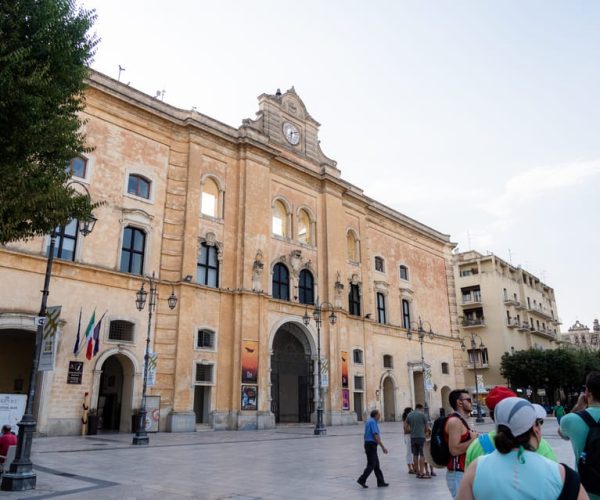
481, 159, 600, 220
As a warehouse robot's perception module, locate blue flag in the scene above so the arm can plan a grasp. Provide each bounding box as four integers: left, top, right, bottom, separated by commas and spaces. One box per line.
73, 307, 82, 355
92, 312, 106, 357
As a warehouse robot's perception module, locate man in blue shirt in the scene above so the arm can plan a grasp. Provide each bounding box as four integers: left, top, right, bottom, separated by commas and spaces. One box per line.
357, 409, 389, 488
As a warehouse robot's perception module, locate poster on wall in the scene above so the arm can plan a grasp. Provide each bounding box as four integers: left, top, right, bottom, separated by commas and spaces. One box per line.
144, 395, 160, 432
241, 385, 258, 410
341, 351, 349, 388
241, 340, 259, 383
0, 394, 27, 429
342, 389, 350, 410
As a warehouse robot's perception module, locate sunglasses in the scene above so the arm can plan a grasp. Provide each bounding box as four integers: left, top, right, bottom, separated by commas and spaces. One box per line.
460, 398, 472, 403
536, 419, 544, 426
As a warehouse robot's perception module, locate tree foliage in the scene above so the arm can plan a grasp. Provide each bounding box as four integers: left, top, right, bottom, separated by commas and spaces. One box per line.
501, 347, 600, 400
0, 0, 99, 244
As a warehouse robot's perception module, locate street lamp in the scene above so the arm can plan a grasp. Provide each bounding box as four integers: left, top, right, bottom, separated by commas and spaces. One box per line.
406, 317, 435, 420
461, 332, 486, 423
132, 272, 177, 445
2, 181, 97, 492
302, 299, 336, 436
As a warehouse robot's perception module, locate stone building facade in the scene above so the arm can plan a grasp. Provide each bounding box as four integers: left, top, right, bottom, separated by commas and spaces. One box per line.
561, 320, 600, 349
0, 71, 464, 435
453, 251, 561, 404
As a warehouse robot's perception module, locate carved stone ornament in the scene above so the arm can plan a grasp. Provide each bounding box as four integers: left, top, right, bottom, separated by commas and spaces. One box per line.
200, 232, 223, 262
290, 249, 302, 276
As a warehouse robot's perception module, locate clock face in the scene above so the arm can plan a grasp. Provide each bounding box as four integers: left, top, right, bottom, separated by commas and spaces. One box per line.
282, 122, 300, 145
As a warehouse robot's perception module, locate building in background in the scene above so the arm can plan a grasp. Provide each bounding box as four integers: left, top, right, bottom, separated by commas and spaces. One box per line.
0, 71, 465, 435
453, 251, 561, 405
561, 320, 600, 349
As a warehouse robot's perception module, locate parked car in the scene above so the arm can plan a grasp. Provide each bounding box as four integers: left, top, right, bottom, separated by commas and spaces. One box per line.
471, 404, 487, 418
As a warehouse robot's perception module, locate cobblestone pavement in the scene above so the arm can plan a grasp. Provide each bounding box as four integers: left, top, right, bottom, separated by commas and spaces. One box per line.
0, 418, 575, 499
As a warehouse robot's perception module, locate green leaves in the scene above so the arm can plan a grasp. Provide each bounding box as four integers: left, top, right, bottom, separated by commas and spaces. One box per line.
0, 0, 98, 244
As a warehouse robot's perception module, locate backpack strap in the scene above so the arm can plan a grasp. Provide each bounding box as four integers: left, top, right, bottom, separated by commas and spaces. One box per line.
478, 433, 495, 455
576, 410, 600, 428
558, 463, 581, 500
452, 412, 471, 432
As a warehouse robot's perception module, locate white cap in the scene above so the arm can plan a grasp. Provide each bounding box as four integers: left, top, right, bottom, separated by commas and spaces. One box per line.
494, 397, 547, 437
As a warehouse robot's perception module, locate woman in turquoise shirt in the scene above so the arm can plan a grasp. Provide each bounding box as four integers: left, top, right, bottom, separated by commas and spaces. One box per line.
458, 397, 587, 500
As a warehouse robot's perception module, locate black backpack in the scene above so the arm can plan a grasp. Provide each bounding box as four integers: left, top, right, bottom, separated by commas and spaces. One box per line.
576, 411, 600, 495
429, 413, 470, 467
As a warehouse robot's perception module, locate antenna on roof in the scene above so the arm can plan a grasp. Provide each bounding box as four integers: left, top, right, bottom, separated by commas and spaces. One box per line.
118, 65, 126, 82
508, 248, 513, 264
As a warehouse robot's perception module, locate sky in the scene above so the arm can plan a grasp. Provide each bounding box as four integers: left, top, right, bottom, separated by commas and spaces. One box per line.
82, 0, 600, 330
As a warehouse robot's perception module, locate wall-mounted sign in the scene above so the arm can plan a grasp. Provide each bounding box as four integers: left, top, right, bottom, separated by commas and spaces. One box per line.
67, 361, 84, 384
341, 351, 349, 388
241, 340, 259, 383
241, 385, 257, 410
342, 389, 350, 410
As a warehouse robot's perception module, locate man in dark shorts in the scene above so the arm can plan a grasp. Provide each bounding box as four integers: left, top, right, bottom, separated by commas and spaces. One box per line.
406, 404, 430, 478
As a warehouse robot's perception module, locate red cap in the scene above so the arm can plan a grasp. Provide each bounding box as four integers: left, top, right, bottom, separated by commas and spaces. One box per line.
485, 386, 517, 411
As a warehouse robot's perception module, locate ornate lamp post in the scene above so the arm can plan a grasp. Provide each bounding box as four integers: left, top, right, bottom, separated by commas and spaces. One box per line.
132, 272, 177, 445
2, 181, 97, 492
302, 299, 336, 436
461, 332, 486, 423
406, 317, 435, 420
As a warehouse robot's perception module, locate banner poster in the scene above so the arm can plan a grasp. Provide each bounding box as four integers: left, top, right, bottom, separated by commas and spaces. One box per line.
39, 305, 62, 371
146, 352, 158, 387
144, 395, 160, 432
241, 385, 258, 410
341, 351, 349, 388
342, 389, 350, 410
0, 394, 27, 429
241, 340, 259, 383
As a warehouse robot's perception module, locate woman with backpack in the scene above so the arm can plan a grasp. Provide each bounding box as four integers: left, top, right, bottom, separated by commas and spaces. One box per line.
457, 397, 587, 500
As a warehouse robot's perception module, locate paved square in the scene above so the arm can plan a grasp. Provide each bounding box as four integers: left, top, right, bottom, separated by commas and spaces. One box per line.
0, 418, 575, 499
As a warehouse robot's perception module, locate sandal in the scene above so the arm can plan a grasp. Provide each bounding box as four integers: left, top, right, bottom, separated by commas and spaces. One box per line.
416, 474, 425, 479
422, 475, 432, 479
409, 470, 416, 474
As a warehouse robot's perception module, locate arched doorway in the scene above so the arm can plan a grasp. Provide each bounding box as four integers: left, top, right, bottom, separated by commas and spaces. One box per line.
0, 329, 35, 395
441, 386, 452, 416
271, 323, 314, 423
382, 377, 395, 421
97, 353, 135, 432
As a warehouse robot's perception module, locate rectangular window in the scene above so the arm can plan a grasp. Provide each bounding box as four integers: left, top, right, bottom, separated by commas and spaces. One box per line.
374, 257, 384, 272
353, 349, 363, 364
354, 376, 364, 390
48, 219, 78, 261
197, 243, 219, 287
108, 321, 134, 342
197, 329, 215, 349
441, 362, 449, 374
120, 226, 145, 275
399, 265, 409, 281
376, 292, 386, 324
348, 284, 361, 316
195, 364, 214, 383
383, 354, 393, 369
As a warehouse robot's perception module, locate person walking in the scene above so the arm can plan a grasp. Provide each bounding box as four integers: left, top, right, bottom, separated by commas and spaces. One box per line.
402, 407, 415, 474
554, 400, 566, 425
406, 404, 430, 479
560, 371, 600, 500
445, 389, 478, 499
465, 386, 556, 467
357, 409, 389, 488
458, 397, 587, 500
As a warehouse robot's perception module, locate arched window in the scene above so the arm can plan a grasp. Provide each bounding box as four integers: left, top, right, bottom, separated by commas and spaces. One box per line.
376, 292, 386, 324
347, 230, 358, 261
399, 265, 409, 281
127, 174, 151, 199
120, 226, 146, 275
272, 200, 288, 237
348, 283, 361, 316
298, 269, 314, 305
297, 209, 312, 244
402, 299, 411, 329
201, 177, 219, 217
272, 263, 290, 300
197, 243, 219, 288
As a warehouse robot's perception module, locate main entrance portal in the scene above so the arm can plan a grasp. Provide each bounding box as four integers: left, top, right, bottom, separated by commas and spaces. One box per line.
271, 323, 313, 423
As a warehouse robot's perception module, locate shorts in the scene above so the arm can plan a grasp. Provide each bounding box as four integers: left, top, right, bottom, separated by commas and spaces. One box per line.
411, 437, 426, 457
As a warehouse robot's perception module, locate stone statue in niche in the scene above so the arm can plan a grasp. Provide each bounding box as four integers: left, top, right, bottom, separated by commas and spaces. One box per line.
252, 250, 264, 291
334, 271, 344, 308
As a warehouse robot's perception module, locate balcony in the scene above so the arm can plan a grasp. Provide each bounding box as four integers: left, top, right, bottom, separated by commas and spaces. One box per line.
507, 318, 519, 329
531, 327, 558, 341
517, 323, 530, 332
467, 362, 489, 370
528, 305, 553, 320
515, 302, 526, 310
462, 318, 486, 328
461, 294, 482, 306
